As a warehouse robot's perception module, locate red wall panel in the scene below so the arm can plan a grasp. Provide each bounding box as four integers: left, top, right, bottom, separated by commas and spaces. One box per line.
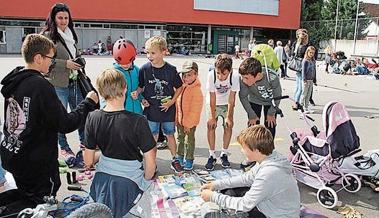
0, 0, 301, 29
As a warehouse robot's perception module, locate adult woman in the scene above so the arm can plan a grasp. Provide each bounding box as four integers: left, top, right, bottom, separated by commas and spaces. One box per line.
41, 3, 84, 167
291, 29, 309, 110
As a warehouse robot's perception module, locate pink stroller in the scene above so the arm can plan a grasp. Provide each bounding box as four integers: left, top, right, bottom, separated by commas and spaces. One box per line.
273, 98, 362, 208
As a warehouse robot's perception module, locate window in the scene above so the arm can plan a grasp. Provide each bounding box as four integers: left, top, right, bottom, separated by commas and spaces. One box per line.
0, 30, 6, 44
24, 27, 36, 35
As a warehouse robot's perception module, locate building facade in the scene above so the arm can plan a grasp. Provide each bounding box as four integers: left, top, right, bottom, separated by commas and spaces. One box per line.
0, 0, 301, 54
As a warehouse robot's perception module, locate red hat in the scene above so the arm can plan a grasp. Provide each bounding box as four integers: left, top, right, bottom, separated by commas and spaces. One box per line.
113, 39, 137, 65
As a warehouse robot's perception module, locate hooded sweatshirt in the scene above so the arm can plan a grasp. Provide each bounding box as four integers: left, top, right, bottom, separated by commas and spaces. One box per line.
176, 78, 203, 129
211, 151, 300, 218
113, 63, 143, 114
0, 67, 96, 198
239, 68, 282, 120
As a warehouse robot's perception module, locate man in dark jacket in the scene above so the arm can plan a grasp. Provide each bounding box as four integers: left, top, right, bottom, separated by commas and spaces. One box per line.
0, 34, 98, 216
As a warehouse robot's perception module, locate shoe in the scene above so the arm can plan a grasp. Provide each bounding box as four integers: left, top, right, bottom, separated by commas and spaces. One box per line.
292, 105, 298, 111
157, 141, 168, 150
309, 100, 316, 106
177, 155, 184, 166
74, 150, 85, 168
205, 156, 217, 171
183, 159, 194, 171
61, 148, 76, 168
171, 159, 183, 173
304, 108, 314, 114
240, 160, 256, 172
220, 154, 230, 168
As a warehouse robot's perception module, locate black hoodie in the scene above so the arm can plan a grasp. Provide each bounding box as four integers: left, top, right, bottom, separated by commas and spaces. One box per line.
0, 67, 96, 199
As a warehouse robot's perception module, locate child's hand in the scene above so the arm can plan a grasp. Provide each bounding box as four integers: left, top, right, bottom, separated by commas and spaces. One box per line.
131, 91, 139, 100
225, 117, 234, 129
266, 115, 276, 128
141, 99, 150, 107
160, 100, 173, 112
184, 127, 191, 134
207, 118, 217, 129
248, 117, 259, 127
200, 189, 213, 202
201, 182, 215, 191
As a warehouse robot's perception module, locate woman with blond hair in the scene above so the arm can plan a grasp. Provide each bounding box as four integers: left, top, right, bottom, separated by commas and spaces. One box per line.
291, 29, 310, 110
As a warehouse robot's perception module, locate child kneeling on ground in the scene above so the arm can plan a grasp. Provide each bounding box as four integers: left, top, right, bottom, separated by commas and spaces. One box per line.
200, 125, 300, 218
84, 69, 157, 217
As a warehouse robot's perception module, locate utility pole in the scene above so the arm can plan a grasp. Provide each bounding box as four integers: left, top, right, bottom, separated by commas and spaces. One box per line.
334, 0, 340, 51
353, 0, 360, 55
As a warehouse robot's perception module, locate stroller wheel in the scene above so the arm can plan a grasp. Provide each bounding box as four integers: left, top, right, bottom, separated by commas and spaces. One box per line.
317, 187, 338, 208
342, 173, 361, 193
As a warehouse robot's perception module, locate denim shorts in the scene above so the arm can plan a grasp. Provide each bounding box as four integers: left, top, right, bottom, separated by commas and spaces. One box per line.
148, 121, 175, 136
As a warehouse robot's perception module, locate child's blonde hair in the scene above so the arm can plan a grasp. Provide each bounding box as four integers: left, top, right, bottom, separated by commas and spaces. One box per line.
96, 69, 126, 100
304, 46, 316, 60
237, 125, 274, 155
145, 36, 167, 51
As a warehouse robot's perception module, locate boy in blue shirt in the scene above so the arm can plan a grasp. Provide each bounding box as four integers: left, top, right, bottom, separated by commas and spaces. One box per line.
111, 39, 143, 114
132, 36, 183, 173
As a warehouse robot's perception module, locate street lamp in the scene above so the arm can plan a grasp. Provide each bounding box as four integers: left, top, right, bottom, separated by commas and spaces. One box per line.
353, 0, 362, 55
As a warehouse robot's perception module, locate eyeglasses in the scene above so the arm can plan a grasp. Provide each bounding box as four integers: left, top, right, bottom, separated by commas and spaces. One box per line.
41, 54, 56, 66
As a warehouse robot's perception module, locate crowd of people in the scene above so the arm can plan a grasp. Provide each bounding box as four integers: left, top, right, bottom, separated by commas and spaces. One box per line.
0, 2, 352, 218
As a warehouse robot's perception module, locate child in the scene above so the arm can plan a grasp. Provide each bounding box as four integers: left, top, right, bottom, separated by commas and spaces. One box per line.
238, 57, 282, 138
200, 125, 300, 218
176, 60, 203, 170
0, 34, 98, 216
131, 36, 184, 173
301, 46, 316, 114
205, 54, 240, 171
112, 38, 143, 114
84, 69, 157, 217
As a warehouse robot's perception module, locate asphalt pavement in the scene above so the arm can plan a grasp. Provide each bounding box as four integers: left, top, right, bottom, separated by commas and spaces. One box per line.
0, 55, 378, 217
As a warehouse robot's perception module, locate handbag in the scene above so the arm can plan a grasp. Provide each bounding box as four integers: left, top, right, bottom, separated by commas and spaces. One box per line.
58, 36, 99, 108
288, 57, 302, 72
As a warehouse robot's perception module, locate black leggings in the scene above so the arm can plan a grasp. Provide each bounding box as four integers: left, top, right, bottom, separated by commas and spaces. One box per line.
0, 189, 43, 217
221, 187, 267, 218
249, 102, 277, 138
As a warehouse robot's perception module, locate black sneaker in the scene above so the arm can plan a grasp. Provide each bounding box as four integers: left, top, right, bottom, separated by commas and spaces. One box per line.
220, 154, 230, 168
205, 156, 217, 171
171, 159, 183, 173
240, 160, 256, 172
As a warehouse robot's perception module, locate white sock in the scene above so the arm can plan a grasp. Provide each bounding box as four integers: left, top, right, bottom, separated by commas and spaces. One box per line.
221, 148, 228, 156
209, 150, 216, 158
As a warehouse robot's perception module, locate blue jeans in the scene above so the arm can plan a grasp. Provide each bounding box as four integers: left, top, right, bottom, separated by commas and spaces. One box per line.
294, 72, 303, 103
55, 81, 84, 150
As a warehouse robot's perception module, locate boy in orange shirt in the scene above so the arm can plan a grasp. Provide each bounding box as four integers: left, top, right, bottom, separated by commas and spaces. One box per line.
176, 61, 203, 170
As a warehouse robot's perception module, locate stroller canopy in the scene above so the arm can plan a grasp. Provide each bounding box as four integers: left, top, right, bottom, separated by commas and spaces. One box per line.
322, 102, 360, 158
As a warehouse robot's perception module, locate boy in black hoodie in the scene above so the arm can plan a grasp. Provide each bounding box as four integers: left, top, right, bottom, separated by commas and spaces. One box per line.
0, 34, 98, 216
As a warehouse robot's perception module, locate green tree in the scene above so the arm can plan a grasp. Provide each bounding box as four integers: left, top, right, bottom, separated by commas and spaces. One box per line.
301, 0, 370, 45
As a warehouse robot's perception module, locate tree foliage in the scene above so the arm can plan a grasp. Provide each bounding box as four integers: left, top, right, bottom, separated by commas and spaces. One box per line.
301, 0, 370, 46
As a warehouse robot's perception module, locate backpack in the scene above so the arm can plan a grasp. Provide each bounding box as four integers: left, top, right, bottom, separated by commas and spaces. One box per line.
251, 44, 280, 71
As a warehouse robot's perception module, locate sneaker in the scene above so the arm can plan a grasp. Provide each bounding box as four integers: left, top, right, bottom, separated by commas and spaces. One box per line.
304, 108, 314, 114
240, 160, 256, 172
171, 159, 183, 173
183, 159, 194, 171
61, 148, 76, 168
177, 155, 184, 166
157, 141, 168, 150
220, 154, 230, 168
205, 156, 217, 171
74, 150, 85, 169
